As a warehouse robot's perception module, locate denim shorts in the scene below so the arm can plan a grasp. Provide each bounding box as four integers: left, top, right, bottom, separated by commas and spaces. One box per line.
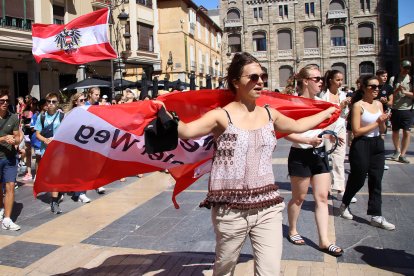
0, 157, 18, 183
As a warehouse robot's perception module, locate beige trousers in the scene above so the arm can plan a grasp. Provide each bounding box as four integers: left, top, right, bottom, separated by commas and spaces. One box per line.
212, 202, 285, 276
326, 127, 347, 192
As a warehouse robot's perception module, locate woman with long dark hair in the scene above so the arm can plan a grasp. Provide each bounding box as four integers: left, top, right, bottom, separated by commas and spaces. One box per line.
339, 75, 395, 231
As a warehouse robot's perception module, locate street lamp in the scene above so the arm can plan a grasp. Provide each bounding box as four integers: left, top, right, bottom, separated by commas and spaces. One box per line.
109, 4, 129, 98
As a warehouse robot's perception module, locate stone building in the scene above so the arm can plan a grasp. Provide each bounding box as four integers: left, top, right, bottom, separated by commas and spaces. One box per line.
0, 0, 161, 102
157, 0, 222, 89
220, 0, 399, 91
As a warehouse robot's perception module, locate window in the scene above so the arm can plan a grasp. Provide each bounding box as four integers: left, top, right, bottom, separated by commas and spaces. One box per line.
360, 0, 370, 12
253, 7, 263, 20
279, 66, 293, 87
358, 23, 374, 44
304, 28, 318, 48
330, 26, 346, 46
205, 26, 209, 43
332, 63, 347, 83
279, 4, 288, 18
53, 5, 65, 25
329, 0, 345, 10
227, 9, 240, 20
252, 31, 266, 51
228, 33, 241, 53
137, 23, 154, 52
0, 0, 34, 30
359, 61, 374, 76
197, 17, 201, 38
277, 30, 292, 50
305, 2, 315, 16
136, 0, 152, 8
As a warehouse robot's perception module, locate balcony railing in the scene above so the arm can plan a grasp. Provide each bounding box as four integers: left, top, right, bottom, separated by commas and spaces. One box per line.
278, 49, 293, 59
224, 19, 242, 28
327, 10, 347, 19
252, 52, 267, 59
358, 44, 375, 54
91, 0, 111, 8
0, 17, 32, 31
304, 48, 320, 57
330, 46, 347, 55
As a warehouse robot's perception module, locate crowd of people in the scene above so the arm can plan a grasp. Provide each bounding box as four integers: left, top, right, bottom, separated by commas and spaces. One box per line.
0, 52, 412, 276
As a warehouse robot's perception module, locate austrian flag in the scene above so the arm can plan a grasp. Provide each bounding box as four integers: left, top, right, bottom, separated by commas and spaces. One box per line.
32, 8, 116, 64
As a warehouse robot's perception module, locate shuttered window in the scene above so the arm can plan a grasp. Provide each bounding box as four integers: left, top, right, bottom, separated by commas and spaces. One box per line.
304, 28, 318, 48
279, 66, 293, 87
138, 23, 154, 52
358, 23, 374, 44
278, 30, 292, 50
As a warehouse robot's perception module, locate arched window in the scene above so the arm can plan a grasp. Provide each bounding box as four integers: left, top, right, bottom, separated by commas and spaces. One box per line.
227, 9, 240, 20
332, 63, 347, 83
279, 65, 293, 87
329, 0, 345, 10
359, 61, 374, 76
358, 23, 374, 45
330, 26, 346, 46
304, 27, 319, 48
252, 31, 267, 51
277, 30, 292, 50
228, 33, 241, 53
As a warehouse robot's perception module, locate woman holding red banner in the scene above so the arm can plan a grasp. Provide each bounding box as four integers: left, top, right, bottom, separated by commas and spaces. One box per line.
167, 52, 336, 275
284, 65, 344, 257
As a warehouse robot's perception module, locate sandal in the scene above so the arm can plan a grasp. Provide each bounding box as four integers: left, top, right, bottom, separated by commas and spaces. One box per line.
320, 244, 343, 257
287, 234, 306, 245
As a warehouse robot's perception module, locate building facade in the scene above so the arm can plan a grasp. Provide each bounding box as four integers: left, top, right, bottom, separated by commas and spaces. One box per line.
399, 22, 414, 66
157, 0, 222, 89
220, 0, 399, 91
0, 0, 161, 103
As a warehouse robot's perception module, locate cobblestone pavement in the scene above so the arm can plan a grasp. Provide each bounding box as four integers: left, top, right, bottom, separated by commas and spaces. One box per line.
0, 133, 413, 275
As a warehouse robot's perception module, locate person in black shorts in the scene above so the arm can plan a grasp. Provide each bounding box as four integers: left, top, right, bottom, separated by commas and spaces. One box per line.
285, 65, 343, 257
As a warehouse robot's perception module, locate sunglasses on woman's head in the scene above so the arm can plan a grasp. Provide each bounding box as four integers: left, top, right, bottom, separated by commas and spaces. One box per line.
367, 84, 381, 90
46, 100, 58, 104
307, 76, 323, 82
240, 73, 268, 82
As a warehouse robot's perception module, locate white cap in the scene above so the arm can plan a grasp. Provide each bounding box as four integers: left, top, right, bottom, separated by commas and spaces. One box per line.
102, 95, 108, 99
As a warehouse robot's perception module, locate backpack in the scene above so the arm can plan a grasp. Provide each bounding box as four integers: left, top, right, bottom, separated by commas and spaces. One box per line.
39, 112, 64, 138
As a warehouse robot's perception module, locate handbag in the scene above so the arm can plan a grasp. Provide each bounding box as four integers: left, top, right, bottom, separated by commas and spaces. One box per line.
40, 113, 59, 138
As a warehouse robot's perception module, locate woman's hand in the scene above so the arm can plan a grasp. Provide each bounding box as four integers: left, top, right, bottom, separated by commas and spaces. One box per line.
307, 136, 323, 147
376, 113, 388, 124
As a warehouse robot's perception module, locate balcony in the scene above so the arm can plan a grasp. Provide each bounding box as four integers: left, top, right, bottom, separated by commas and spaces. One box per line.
278, 49, 293, 59
304, 48, 320, 57
330, 46, 347, 56
0, 17, 32, 31
358, 44, 375, 55
199, 64, 205, 74
91, 0, 111, 8
190, 61, 197, 72
252, 51, 267, 59
224, 19, 242, 29
189, 22, 195, 36
327, 10, 347, 20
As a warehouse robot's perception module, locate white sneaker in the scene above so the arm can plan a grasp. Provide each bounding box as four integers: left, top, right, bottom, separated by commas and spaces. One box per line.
96, 187, 105, 194
371, 216, 395, 231
384, 165, 389, 170
351, 197, 357, 203
2, 219, 21, 231
78, 194, 91, 203
0, 209, 4, 221
339, 204, 353, 220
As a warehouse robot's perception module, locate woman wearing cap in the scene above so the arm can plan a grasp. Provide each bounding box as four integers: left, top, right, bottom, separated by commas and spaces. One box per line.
159, 52, 336, 275
100, 95, 111, 105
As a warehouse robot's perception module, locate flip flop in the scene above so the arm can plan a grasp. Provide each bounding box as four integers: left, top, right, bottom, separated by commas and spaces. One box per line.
320, 244, 343, 257
287, 234, 306, 245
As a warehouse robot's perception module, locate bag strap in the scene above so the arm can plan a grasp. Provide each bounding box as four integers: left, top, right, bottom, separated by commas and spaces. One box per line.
42, 112, 60, 129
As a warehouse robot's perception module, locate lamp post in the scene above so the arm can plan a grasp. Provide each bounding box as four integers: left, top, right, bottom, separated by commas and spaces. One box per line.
109, 2, 129, 99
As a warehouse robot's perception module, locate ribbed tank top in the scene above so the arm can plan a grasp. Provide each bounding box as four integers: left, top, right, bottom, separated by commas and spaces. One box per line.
361, 102, 382, 137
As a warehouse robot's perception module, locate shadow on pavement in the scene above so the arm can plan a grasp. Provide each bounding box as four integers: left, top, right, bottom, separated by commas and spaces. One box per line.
53, 252, 251, 276
354, 245, 414, 271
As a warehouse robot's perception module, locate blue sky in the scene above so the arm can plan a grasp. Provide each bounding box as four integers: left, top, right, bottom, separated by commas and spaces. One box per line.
194, 0, 413, 27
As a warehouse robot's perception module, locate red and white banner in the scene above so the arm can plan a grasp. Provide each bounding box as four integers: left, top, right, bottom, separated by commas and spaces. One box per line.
32, 8, 116, 64
34, 90, 340, 208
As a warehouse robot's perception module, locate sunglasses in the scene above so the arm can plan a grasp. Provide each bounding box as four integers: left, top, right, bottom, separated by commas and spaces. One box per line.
240, 73, 268, 82
367, 84, 381, 90
78, 98, 85, 102
0, 99, 10, 105
47, 100, 58, 104
307, 76, 323, 82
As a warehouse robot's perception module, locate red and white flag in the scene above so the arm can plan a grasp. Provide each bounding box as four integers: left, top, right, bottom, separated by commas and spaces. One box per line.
33, 90, 340, 208
32, 8, 116, 64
